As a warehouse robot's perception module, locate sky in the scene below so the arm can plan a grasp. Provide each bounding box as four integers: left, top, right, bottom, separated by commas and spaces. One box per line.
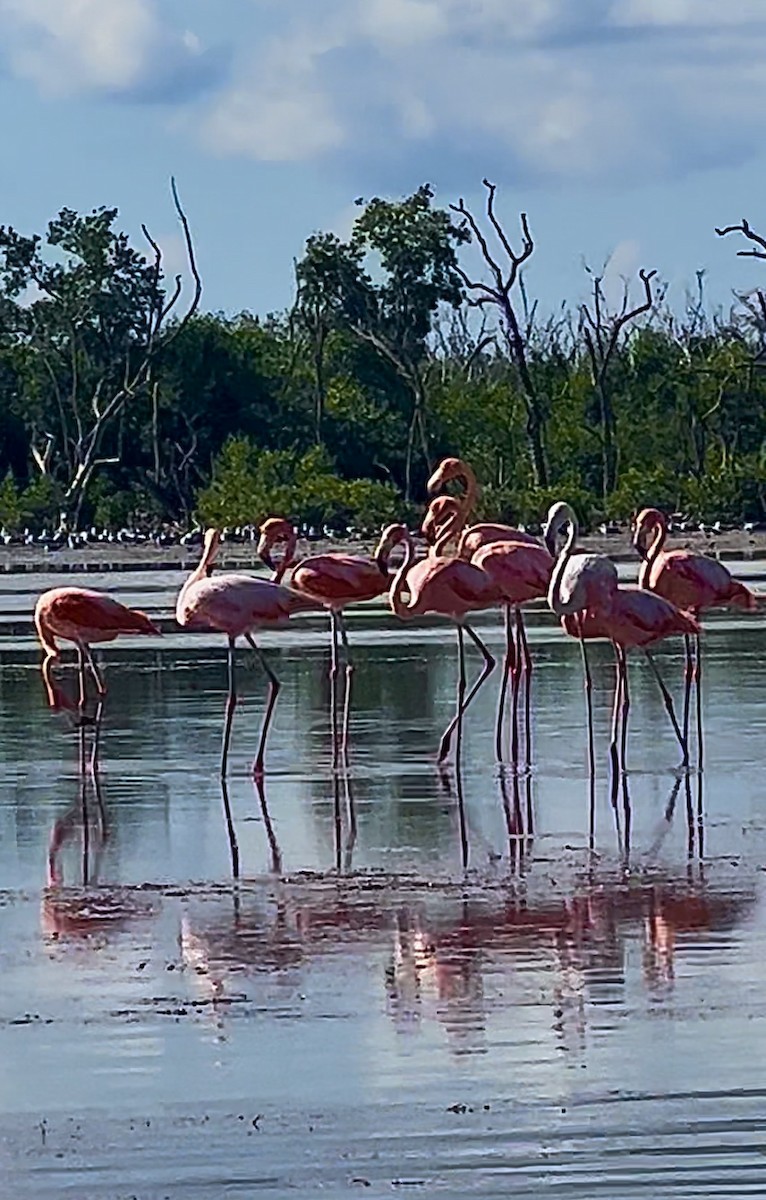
2, 0, 766, 320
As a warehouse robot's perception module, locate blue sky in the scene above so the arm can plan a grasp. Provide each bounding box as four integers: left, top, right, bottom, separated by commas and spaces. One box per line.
2, 0, 766, 319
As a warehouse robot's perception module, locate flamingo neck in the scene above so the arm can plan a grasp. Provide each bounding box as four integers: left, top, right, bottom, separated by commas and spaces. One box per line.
456, 461, 478, 520
434, 504, 465, 557
390, 531, 417, 619
547, 519, 577, 616
645, 517, 666, 567
272, 530, 298, 583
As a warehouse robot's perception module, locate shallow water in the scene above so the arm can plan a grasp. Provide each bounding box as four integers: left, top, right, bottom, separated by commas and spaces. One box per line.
1, 597, 766, 1197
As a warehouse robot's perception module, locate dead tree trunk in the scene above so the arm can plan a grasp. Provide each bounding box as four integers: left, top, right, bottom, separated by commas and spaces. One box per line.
450, 180, 549, 488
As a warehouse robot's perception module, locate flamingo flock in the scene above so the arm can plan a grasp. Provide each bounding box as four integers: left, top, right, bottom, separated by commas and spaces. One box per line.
33, 458, 758, 789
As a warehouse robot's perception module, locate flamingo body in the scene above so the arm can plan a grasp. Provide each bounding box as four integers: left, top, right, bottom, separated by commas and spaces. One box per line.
177, 573, 315, 637
290, 554, 389, 608
471, 538, 553, 605
562, 587, 700, 648
395, 551, 502, 619
35, 586, 160, 712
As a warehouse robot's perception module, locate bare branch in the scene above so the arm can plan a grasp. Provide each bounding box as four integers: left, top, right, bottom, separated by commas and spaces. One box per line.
716, 218, 766, 259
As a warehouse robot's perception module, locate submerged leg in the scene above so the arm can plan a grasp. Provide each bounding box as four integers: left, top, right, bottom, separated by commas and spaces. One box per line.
516, 610, 533, 772
495, 605, 515, 763
245, 633, 281, 778
337, 611, 354, 768
437, 622, 496, 764
220, 636, 238, 779
643, 648, 688, 763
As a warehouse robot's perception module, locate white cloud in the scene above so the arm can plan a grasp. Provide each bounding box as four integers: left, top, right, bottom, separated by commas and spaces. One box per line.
0, 0, 225, 100
196, 0, 766, 183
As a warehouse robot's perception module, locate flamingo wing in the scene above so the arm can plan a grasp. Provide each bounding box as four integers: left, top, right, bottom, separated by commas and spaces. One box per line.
47, 588, 159, 637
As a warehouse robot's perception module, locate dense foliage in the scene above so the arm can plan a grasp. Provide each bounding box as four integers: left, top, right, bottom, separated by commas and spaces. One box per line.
1, 184, 766, 534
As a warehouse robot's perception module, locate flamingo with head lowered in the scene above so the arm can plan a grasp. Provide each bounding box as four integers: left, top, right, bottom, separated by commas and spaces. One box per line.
257, 517, 395, 769
34, 586, 161, 768
176, 528, 319, 778
377, 523, 501, 770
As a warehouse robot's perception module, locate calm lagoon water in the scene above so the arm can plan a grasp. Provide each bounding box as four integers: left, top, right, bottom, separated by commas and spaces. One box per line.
1, 574, 765, 1197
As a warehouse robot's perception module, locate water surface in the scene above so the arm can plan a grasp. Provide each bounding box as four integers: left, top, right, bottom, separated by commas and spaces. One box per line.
1, 594, 765, 1197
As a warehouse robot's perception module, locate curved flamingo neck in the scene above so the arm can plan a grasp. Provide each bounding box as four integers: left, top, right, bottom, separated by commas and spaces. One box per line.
390, 531, 417, 618
455, 460, 477, 519
547, 519, 577, 616
272, 530, 298, 583
434, 505, 465, 557
645, 517, 667, 567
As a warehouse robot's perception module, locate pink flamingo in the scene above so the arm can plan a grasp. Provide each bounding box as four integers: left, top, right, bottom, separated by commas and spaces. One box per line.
633, 507, 758, 765
425, 457, 539, 557
469, 537, 553, 767
378, 523, 502, 768
257, 517, 393, 768
546, 503, 697, 782
176, 528, 319, 778
34, 587, 161, 766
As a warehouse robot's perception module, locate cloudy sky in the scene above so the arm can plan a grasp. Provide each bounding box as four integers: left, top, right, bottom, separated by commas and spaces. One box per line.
3, 0, 766, 316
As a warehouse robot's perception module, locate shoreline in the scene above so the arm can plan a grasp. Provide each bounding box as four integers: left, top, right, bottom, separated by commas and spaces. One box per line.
4, 526, 766, 575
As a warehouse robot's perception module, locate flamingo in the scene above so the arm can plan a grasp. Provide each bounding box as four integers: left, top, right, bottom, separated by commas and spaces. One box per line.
34, 587, 161, 766
546, 503, 697, 782
633, 507, 758, 766
176, 528, 319, 778
543, 502, 619, 779
377, 523, 501, 769
257, 517, 393, 768
425, 457, 538, 556
468, 537, 553, 768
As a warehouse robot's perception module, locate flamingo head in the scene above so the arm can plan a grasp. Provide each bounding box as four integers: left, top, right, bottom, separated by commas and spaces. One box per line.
374, 523, 413, 570
632, 507, 666, 558
257, 517, 294, 571
421, 495, 461, 544
426, 456, 471, 496
542, 501, 578, 556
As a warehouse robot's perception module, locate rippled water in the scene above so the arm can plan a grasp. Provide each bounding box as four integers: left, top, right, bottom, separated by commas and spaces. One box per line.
1, 576, 765, 1197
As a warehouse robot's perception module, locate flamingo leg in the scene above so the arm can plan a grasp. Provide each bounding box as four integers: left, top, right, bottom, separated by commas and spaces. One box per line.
82, 644, 106, 774
244, 633, 281, 779
510, 616, 522, 771
455, 625, 467, 777
437, 622, 496, 764
337, 611, 354, 768
642, 648, 688, 762
619, 645, 630, 776
694, 632, 704, 773
576, 616, 596, 782
608, 642, 623, 805
253, 773, 281, 875
329, 611, 340, 771
516, 609, 533, 771
219, 778, 240, 879
495, 605, 515, 763
220, 636, 238, 779
682, 633, 693, 758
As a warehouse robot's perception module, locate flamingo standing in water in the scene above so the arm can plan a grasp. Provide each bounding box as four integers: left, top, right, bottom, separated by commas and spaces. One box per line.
257, 517, 393, 768
34, 587, 161, 767
469, 537, 553, 768
633, 507, 758, 766
378, 523, 502, 769
546, 503, 697, 782
176, 529, 319, 778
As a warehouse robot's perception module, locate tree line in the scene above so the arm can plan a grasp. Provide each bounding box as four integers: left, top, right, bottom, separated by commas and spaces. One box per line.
1, 179, 765, 536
